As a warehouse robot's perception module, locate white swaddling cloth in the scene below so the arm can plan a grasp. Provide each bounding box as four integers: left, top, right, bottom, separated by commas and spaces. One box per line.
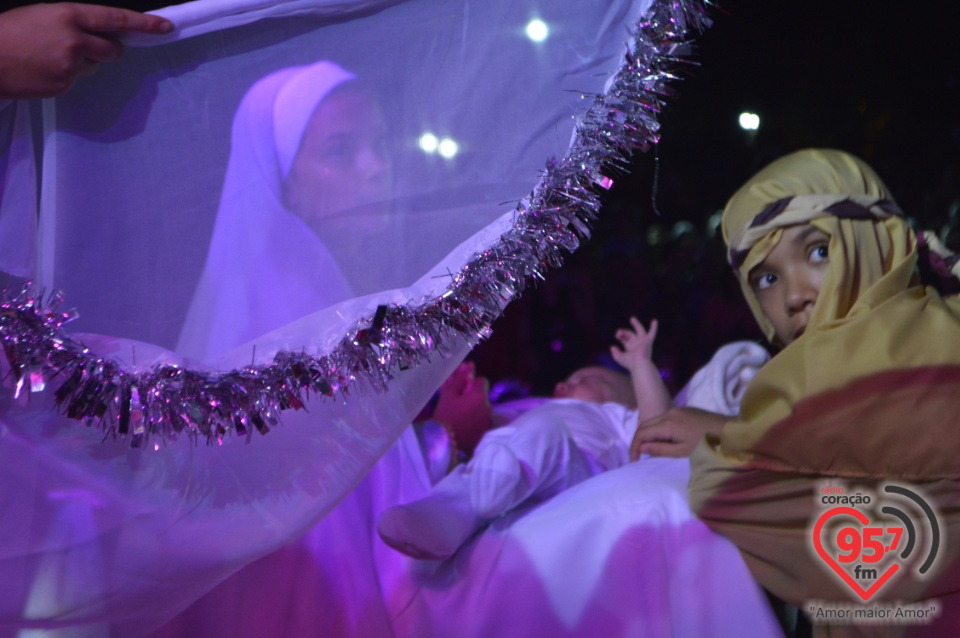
674, 340, 770, 416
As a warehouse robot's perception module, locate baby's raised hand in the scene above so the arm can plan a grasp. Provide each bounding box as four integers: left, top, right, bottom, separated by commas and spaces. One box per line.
610, 317, 658, 372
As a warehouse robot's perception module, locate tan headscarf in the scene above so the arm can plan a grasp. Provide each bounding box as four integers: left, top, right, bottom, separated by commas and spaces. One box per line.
689, 149, 960, 635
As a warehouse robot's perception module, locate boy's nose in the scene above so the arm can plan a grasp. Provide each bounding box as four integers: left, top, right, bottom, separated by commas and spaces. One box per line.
553, 381, 570, 398
785, 273, 818, 313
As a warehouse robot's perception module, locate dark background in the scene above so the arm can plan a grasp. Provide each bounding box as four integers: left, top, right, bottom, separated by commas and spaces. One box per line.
472, 0, 960, 397
7, 0, 958, 396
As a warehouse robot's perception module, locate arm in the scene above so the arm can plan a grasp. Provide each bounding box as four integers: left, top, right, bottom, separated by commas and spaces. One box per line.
610, 317, 672, 422
0, 3, 173, 100
629, 407, 727, 461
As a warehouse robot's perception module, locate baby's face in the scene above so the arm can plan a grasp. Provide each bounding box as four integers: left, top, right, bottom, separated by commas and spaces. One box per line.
748, 224, 830, 346
553, 366, 636, 407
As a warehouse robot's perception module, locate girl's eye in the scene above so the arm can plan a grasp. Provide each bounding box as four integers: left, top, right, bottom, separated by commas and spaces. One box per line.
321, 141, 357, 165
752, 272, 777, 291
810, 244, 829, 264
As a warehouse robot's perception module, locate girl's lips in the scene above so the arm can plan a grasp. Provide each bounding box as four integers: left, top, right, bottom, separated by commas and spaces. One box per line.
794, 325, 806, 340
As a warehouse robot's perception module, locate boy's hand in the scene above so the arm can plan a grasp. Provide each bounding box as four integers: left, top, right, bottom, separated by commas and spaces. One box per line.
630, 407, 727, 461
610, 317, 658, 372
432, 362, 492, 455
0, 3, 174, 99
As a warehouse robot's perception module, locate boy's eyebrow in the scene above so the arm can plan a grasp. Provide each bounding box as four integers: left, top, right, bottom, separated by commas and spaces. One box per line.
791, 226, 826, 244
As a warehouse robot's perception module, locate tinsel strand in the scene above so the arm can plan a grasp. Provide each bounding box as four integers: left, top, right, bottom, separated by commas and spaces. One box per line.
0, 0, 712, 448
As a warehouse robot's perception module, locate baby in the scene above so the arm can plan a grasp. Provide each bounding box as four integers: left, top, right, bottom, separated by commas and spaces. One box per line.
379, 319, 767, 560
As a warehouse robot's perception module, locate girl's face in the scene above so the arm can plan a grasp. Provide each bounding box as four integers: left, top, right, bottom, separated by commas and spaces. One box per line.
748, 224, 831, 346
283, 84, 392, 233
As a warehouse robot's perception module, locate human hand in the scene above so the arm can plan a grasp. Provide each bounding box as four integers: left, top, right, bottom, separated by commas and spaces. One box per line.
432, 362, 492, 455
610, 317, 658, 372
629, 407, 727, 461
0, 3, 174, 100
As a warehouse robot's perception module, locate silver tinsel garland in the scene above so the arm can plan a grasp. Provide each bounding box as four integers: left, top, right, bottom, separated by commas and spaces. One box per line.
0, 0, 712, 448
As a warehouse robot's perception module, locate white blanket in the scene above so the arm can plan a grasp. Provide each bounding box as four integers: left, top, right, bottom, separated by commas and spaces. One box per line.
393, 458, 781, 637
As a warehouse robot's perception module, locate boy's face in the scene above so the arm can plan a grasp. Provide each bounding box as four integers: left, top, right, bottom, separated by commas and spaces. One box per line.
748, 224, 831, 346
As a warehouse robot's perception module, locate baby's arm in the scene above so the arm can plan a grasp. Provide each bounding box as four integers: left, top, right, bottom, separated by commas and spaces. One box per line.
610, 317, 672, 422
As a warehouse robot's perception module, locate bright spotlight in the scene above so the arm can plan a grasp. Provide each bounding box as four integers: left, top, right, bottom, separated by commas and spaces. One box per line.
738, 112, 760, 131
418, 133, 439, 153
438, 137, 459, 159
525, 19, 549, 42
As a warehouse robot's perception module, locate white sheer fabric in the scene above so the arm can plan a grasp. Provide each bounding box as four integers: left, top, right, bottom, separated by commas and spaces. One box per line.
0, 0, 655, 634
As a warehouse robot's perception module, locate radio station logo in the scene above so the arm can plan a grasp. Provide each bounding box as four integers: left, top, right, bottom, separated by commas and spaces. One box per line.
810, 483, 940, 603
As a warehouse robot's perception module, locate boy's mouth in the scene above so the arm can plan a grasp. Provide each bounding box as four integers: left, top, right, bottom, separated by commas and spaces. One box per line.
793, 325, 806, 340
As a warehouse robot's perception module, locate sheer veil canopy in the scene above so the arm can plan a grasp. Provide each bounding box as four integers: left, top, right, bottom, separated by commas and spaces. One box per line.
0, 0, 711, 631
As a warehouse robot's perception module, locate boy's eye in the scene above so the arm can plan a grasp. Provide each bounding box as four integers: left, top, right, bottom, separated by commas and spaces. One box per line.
752, 272, 777, 291
809, 244, 829, 264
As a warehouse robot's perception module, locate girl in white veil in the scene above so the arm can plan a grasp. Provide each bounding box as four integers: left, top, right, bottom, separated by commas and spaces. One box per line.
161, 59, 436, 636
178, 60, 391, 360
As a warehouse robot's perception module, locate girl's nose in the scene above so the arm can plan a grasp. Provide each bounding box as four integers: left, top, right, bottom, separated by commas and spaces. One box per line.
357, 144, 389, 179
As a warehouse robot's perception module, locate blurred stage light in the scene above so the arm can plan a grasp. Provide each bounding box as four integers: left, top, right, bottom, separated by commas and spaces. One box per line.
438, 137, 459, 159
738, 112, 760, 130
526, 19, 549, 42
418, 133, 439, 153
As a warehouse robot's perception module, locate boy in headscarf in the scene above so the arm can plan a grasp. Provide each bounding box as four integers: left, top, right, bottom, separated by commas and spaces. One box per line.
684, 149, 960, 636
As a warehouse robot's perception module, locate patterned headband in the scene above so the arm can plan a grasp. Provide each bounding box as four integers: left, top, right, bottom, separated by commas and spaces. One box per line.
727, 194, 905, 271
